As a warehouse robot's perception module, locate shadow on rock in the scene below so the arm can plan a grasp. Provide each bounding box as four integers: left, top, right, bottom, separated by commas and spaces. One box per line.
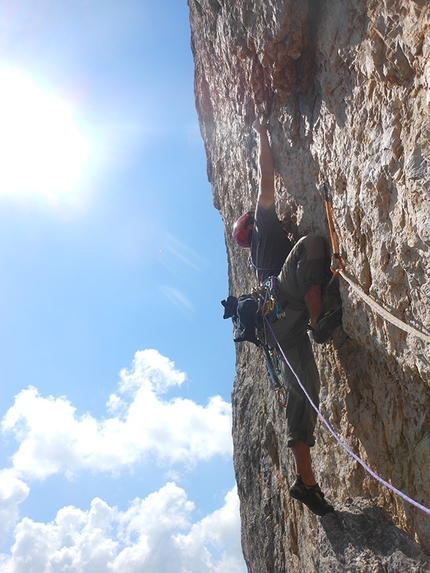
318, 498, 430, 572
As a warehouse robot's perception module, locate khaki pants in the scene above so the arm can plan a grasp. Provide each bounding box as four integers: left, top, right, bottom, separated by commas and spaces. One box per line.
268, 235, 328, 446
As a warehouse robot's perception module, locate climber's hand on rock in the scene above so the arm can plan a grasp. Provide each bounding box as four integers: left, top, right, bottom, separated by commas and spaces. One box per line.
252, 118, 266, 135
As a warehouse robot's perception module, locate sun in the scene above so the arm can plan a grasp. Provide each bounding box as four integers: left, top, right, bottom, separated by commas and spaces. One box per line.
0, 68, 91, 204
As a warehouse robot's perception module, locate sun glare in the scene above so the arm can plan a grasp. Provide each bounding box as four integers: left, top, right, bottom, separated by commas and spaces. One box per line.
0, 68, 91, 203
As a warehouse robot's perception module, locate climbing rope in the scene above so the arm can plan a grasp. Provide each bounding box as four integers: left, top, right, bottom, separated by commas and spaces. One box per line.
264, 315, 430, 516
322, 182, 430, 344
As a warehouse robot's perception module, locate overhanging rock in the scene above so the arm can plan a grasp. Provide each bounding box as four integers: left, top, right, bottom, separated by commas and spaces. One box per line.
189, 0, 430, 570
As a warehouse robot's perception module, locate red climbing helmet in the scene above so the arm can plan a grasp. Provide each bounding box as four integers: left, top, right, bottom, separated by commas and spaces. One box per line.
232, 211, 255, 249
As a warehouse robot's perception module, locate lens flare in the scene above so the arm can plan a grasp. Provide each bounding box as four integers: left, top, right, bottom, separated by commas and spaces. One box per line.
0, 68, 91, 204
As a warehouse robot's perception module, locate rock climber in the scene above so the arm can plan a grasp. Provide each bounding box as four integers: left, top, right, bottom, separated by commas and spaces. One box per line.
232, 119, 342, 517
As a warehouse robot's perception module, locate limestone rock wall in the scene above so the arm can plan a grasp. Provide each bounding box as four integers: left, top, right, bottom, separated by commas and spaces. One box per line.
189, 0, 430, 571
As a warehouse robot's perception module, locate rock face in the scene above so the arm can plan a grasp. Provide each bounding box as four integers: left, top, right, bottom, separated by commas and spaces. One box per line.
188, 0, 430, 571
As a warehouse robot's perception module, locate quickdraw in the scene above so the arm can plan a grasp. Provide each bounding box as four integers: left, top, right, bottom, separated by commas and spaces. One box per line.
322, 181, 430, 344
322, 182, 346, 276
261, 343, 287, 408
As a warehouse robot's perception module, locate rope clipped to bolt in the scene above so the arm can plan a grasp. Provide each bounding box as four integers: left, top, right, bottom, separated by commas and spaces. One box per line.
322, 182, 430, 344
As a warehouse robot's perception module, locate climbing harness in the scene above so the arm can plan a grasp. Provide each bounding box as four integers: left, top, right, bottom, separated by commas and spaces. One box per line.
322, 182, 430, 344
221, 285, 288, 407
265, 315, 430, 516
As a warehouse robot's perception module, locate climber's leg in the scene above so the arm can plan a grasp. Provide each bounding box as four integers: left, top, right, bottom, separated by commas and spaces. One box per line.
291, 441, 316, 485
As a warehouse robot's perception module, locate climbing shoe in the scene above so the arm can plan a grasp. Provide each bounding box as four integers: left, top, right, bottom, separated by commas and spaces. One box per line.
310, 307, 343, 344
289, 475, 335, 517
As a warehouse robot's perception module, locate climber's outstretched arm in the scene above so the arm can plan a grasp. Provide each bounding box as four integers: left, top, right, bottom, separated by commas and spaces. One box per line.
253, 119, 275, 210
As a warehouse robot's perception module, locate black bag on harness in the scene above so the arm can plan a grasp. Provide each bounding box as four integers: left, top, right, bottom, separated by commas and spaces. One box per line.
221, 294, 261, 346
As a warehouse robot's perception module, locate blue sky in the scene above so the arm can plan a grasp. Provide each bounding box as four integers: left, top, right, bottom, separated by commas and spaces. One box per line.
0, 1, 245, 571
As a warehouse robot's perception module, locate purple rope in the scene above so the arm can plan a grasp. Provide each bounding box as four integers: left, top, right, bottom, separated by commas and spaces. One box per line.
264, 317, 430, 516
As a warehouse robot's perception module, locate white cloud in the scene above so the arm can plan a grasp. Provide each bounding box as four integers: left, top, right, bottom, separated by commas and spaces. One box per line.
174, 487, 245, 573
0, 470, 30, 546
119, 349, 186, 394
0, 349, 242, 571
0, 484, 246, 573
1, 349, 232, 480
